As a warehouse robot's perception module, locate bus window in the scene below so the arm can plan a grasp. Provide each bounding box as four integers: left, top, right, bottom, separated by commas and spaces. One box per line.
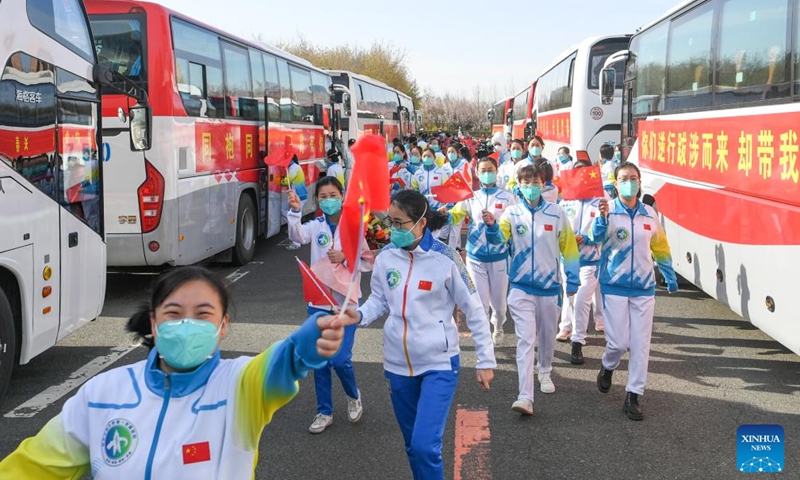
27, 0, 94, 62
91, 16, 146, 93
171, 19, 223, 118
588, 38, 629, 90
632, 22, 668, 116
311, 71, 330, 106
289, 65, 312, 123
221, 41, 255, 120
717, 0, 789, 104
263, 53, 280, 122
276, 59, 291, 123
665, 2, 714, 112
250, 49, 266, 121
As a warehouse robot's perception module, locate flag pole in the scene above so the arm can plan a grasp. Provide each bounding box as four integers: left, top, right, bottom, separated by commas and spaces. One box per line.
295, 257, 337, 310
338, 200, 365, 319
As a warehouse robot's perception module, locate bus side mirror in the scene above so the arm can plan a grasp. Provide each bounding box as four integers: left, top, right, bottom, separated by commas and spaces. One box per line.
487, 109, 494, 122
342, 93, 351, 117
129, 105, 152, 151
601, 68, 616, 105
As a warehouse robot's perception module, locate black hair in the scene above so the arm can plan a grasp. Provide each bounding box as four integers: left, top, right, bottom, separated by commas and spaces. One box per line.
424, 147, 437, 158
392, 137, 400, 145
530, 135, 545, 147
614, 162, 643, 199
393, 143, 407, 155
517, 164, 546, 183
459, 146, 470, 159
558, 146, 571, 155
573, 159, 592, 168
477, 156, 498, 168
348, 138, 356, 147
409, 136, 417, 144
511, 139, 526, 149
391, 190, 448, 232
600, 144, 614, 160
326, 148, 340, 162
315, 175, 344, 200
533, 157, 554, 182
126, 266, 229, 350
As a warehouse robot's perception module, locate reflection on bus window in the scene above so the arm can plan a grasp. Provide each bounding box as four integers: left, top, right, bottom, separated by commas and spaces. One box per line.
92, 17, 146, 91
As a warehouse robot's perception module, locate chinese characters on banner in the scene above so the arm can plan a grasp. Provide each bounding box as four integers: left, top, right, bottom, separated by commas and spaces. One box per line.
536, 112, 571, 144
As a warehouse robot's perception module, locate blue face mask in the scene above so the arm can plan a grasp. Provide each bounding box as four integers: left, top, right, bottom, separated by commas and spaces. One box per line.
529, 146, 543, 157
614, 151, 622, 161
410, 155, 421, 164
479, 172, 497, 185
520, 184, 542, 202
511, 150, 523, 160
448, 152, 458, 162
390, 208, 425, 249
558, 153, 569, 163
156, 319, 221, 370
393, 153, 404, 163
422, 156, 435, 166
618, 180, 639, 199
319, 197, 342, 215
432, 145, 440, 152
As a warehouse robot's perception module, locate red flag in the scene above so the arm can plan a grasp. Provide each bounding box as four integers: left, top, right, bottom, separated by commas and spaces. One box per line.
461, 162, 472, 187
297, 258, 337, 307
488, 152, 500, 162
340, 135, 389, 273
559, 165, 605, 201
182, 442, 211, 465
263, 134, 295, 167
431, 171, 474, 204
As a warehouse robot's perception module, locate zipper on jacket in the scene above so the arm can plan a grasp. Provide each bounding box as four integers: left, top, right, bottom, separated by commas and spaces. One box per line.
145, 374, 172, 480
440, 320, 449, 352
401, 252, 415, 376
630, 215, 636, 289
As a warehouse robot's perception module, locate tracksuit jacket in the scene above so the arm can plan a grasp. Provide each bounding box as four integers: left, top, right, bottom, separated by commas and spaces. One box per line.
560, 198, 603, 266
448, 186, 515, 263
0, 315, 331, 479
590, 197, 678, 296
357, 230, 497, 376
411, 165, 451, 210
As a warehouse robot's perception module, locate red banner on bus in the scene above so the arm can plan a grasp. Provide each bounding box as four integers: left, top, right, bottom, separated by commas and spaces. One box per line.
536, 112, 571, 145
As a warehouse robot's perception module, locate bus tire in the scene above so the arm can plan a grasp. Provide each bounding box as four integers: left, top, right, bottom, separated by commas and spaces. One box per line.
232, 194, 257, 266
0, 288, 16, 401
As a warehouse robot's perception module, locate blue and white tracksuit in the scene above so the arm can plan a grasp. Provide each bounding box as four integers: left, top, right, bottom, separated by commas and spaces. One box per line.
599, 158, 620, 196
358, 231, 496, 480
288, 211, 374, 415
590, 198, 678, 396
447, 186, 515, 331
487, 197, 580, 403
442, 158, 471, 249
558, 198, 604, 344
0, 315, 331, 479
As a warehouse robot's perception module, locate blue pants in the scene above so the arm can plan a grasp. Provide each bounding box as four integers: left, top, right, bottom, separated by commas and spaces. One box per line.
385, 356, 460, 480
308, 306, 359, 414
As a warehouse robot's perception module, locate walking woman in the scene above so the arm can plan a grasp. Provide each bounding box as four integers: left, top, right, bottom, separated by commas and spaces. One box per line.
498, 139, 532, 192
592, 162, 678, 420
340, 190, 495, 480
288, 176, 374, 434
0, 266, 347, 478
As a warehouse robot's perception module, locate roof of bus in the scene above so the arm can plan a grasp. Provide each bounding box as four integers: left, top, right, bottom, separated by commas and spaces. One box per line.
538, 33, 631, 77
511, 82, 536, 97
633, 0, 697, 36
83, 0, 326, 74
325, 70, 403, 93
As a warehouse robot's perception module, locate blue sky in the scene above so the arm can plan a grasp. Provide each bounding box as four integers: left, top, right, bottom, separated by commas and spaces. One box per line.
154, 0, 681, 98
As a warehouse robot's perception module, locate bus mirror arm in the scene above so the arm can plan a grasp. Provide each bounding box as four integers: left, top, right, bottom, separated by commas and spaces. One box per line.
93, 64, 148, 106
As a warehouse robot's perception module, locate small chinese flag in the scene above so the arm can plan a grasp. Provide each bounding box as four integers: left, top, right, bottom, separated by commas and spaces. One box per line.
418, 280, 433, 291
559, 165, 605, 201
182, 441, 211, 465
297, 258, 337, 307
431, 172, 474, 204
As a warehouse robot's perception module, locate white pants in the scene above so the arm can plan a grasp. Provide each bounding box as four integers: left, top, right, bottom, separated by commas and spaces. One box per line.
466, 258, 509, 331
558, 266, 599, 345
433, 225, 450, 244
601, 294, 656, 395
508, 289, 560, 402
448, 219, 464, 250
593, 283, 604, 325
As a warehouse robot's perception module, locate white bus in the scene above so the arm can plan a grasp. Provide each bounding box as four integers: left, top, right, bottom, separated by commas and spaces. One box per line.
602, 0, 800, 355
533, 34, 631, 162
0, 0, 149, 398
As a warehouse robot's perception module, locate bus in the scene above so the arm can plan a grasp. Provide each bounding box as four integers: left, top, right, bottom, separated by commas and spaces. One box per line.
0, 0, 149, 398
511, 81, 537, 140
327, 70, 418, 148
603, 0, 800, 356
488, 96, 513, 136
533, 34, 631, 162
85, 0, 333, 267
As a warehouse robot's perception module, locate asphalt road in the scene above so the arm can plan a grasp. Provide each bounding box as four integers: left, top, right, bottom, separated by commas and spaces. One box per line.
1, 233, 798, 479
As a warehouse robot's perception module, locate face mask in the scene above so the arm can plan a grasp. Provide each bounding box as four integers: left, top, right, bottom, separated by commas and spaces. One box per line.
156, 319, 221, 370
529, 147, 542, 157
520, 185, 542, 202
410, 155, 421, 164
422, 156, 435, 166
448, 152, 458, 162
618, 180, 639, 199
393, 153, 404, 163
614, 151, 622, 161
511, 150, 523, 160
478, 172, 497, 185
319, 197, 343, 215
494, 144, 504, 152
432, 145, 440, 152
390, 206, 426, 249
558, 153, 569, 163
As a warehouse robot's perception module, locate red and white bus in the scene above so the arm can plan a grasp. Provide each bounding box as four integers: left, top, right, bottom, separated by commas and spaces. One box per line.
327, 70, 417, 148
86, 0, 332, 267
488, 96, 513, 136
607, 0, 800, 355
0, 0, 149, 397
511, 81, 537, 140
533, 34, 631, 162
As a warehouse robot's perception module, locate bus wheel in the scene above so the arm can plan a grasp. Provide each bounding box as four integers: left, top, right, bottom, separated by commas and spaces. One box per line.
0, 289, 16, 401
232, 194, 257, 266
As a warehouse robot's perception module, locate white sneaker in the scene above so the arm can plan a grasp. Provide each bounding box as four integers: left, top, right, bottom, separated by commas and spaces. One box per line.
347, 390, 363, 423
492, 327, 504, 345
511, 399, 534, 415
595, 322, 605, 333
539, 373, 555, 394
556, 330, 571, 342
308, 413, 333, 434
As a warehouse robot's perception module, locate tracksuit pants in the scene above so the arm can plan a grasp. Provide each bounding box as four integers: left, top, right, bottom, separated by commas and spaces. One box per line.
308, 306, 359, 414
560, 267, 604, 335
447, 219, 464, 250
508, 289, 560, 402
600, 294, 656, 395
466, 258, 509, 331
385, 356, 460, 480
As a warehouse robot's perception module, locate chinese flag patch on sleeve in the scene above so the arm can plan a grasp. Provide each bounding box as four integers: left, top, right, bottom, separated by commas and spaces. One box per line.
418, 280, 433, 291
644, 224, 652, 230
544, 224, 554, 231
183, 442, 211, 464
495, 203, 504, 209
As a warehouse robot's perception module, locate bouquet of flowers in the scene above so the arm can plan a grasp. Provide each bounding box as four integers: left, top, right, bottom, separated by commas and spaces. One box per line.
365, 211, 391, 251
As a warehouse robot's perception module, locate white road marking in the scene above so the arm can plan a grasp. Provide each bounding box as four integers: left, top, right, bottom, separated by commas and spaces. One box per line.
224, 269, 250, 285
4, 344, 139, 418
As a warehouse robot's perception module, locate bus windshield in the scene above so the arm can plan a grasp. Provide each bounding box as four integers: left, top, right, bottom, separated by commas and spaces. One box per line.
588, 38, 629, 90
90, 16, 146, 90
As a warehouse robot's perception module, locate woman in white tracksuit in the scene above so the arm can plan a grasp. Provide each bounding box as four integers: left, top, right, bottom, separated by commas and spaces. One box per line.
592, 162, 678, 421
341, 190, 496, 480
444, 155, 515, 344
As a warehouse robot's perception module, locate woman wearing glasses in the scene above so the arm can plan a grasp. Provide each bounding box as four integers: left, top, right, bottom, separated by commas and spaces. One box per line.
339, 190, 495, 480
592, 163, 678, 421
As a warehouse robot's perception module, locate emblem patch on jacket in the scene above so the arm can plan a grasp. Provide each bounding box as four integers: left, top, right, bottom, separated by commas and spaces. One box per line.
102, 418, 138, 466
387, 268, 402, 289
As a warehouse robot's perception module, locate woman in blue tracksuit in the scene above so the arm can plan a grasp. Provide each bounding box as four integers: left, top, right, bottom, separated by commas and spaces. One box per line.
288, 176, 374, 434
592, 162, 678, 421
341, 190, 496, 480
0, 266, 346, 478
